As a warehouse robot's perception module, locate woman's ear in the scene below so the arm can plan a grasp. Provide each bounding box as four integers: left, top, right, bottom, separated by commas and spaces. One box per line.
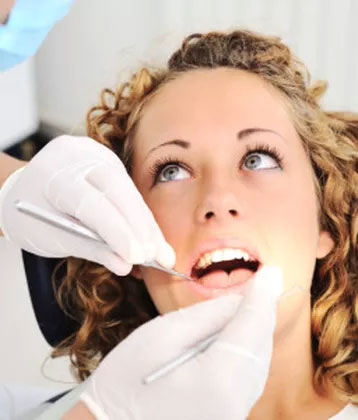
130, 265, 144, 280
316, 230, 334, 259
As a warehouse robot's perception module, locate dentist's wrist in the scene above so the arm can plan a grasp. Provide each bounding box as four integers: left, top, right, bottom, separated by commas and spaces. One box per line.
61, 401, 96, 420
0, 13, 9, 24
0, 0, 16, 24
0, 153, 26, 188
0, 157, 26, 237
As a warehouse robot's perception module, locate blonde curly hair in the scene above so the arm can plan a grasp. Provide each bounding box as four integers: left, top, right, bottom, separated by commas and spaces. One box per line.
52, 29, 358, 403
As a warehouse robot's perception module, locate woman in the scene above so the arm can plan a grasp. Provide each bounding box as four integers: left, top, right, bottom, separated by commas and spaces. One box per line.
29, 29, 358, 418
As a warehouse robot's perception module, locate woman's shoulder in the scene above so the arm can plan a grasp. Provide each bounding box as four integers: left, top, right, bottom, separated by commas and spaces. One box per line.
15, 382, 87, 420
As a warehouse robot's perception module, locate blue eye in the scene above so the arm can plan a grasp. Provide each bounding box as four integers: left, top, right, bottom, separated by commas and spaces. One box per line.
244, 152, 278, 170
149, 157, 191, 185
243, 143, 283, 170
158, 164, 190, 182
148, 143, 283, 187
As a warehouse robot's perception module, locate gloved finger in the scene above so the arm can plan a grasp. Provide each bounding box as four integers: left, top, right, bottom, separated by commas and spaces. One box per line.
43, 136, 122, 167
45, 160, 102, 213
208, 265, 282, 359
77, 245, 133, 276
47, 170, 148, 264
45, 161, 169, 265
132, 294, 243, 358
182, 266, 283, 411
36, 223, 133, 276
85, 163, 176, 268
75, 186, 151, 264
152, 236, 176, 270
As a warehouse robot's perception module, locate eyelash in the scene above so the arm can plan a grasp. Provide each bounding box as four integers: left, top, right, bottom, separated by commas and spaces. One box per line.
148, 142, 284, 185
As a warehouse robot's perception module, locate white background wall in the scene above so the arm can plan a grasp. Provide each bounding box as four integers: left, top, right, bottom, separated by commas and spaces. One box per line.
0, 59, 38, 150
34, 0, 358, 136
1, 0, 358, 398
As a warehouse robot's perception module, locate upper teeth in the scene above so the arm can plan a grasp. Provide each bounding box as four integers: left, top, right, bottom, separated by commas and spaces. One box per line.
194, 248, 255, 270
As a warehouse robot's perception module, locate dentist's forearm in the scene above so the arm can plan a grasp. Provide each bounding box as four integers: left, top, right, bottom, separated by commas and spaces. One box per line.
61, 402, 96, 420
0, 0, 16, 24
0, 152, 26, 236
0, 153, 25, 188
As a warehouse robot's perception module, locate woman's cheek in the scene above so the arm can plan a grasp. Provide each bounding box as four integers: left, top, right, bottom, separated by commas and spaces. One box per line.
147, 186, 195, 235
152, 199, 191, 244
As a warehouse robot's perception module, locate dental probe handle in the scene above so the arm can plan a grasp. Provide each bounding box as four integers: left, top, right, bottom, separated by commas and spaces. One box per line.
14, 199, 104, 243
14, 199, 193, 281
143, 332, 219, 384
141, 260, 193, 281
142, 285, 308, 384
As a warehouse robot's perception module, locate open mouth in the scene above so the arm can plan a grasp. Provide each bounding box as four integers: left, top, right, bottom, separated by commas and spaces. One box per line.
191, 257, 260, 288
192, 258, 259, 279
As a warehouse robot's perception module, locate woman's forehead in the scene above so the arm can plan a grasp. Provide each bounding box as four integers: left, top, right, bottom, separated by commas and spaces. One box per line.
138, 68, 293, 132
132, 67, 301, 161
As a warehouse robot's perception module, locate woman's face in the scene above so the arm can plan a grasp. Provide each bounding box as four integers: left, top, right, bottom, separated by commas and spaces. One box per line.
131, 68, 333, 322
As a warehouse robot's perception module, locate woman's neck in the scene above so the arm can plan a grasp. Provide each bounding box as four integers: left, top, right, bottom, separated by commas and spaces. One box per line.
248, 298, 346, 420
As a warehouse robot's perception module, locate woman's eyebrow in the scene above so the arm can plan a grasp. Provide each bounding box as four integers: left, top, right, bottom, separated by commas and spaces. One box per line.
238, 127, 286, 143
145, 127, 286, 160
146, 139, 190, 159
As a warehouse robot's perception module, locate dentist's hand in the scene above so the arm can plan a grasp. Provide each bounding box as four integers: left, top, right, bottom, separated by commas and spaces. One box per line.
0, 135, 175, 275
77, 266, 282, 420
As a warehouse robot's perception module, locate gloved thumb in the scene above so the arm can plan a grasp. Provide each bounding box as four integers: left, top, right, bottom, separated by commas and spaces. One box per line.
135, 294, 243, 356
155, 241, 176, 269
212, 265, 283, 355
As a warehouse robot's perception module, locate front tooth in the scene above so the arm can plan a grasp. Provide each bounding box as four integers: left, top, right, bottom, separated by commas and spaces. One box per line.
194, 248, 254, 270
204, 254, 212, 266
229, 249, 250, 261
197, 256, 206, 268
223, 249, 237, 261
196, 255, 209, 269
211, 250, 224, 263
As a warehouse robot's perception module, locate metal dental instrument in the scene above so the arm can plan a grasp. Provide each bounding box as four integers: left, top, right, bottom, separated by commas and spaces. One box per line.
142, 285, 308, 385
14, 199, 193, 281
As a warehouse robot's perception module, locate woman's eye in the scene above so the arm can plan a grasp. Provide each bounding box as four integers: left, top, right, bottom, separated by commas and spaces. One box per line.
150, 145, 282, 186
243, 152, 280, 170
158, 164, 190, 182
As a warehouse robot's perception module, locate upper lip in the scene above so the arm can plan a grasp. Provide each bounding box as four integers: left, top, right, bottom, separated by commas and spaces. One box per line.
186, 237, 262, 277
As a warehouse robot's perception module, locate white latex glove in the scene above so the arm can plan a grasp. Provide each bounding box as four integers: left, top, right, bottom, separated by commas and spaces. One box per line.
0, 135, 175, 275
79, 265, 283, 420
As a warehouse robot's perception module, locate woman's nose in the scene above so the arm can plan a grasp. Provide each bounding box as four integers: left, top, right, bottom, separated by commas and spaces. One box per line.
195, 185, 240, 223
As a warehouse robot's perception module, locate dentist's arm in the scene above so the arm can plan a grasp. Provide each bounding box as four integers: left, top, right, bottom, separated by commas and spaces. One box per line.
62, 402, 95, 420
0, 0, 15, 24
0, 153, 25, 188
0, 152, 26, 188
0, 153, 26, 236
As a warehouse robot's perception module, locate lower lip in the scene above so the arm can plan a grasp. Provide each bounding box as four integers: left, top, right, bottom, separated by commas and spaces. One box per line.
186, 268, 255, 298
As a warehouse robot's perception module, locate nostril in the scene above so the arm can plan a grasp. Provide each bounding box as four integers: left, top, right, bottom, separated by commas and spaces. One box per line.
204, 210, 238, 219
204, 211, 215, 220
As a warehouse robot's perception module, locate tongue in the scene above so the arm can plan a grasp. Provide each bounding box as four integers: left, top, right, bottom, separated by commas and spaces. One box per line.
198, 268, 254, 289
